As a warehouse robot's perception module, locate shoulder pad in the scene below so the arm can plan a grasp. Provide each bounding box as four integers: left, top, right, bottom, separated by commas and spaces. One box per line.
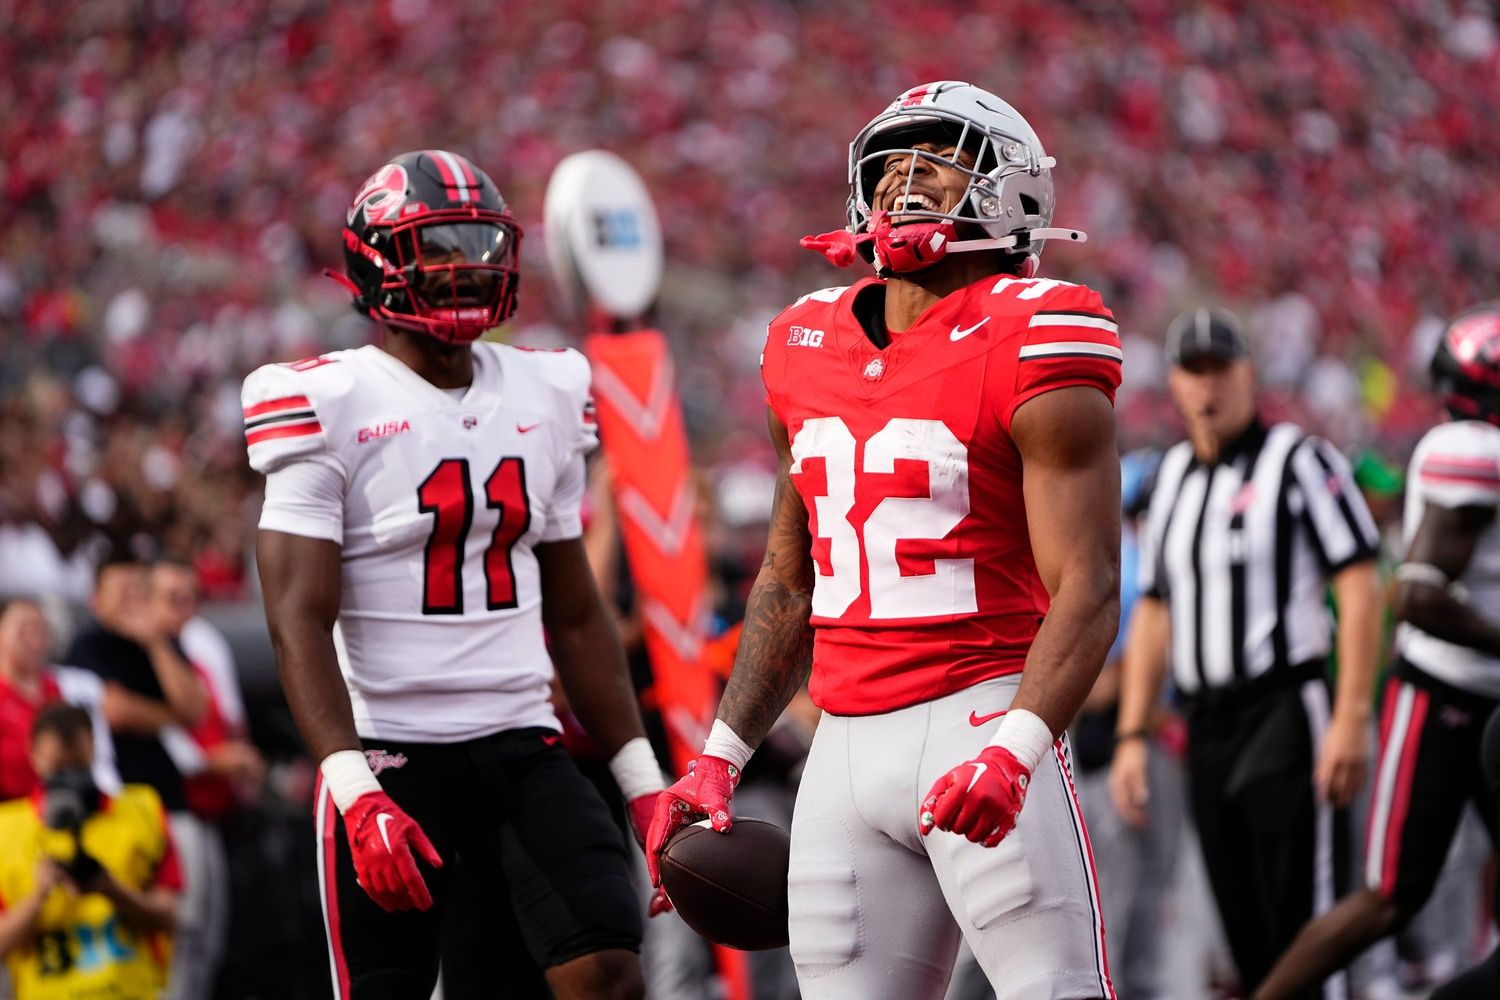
770, 284, 853, 329
1003, 278, 1121, 425
988, 275, 1105, 313
1420, 419, 1500, 458
241, 357, 351, 474
497, 343, 591, 395
790, 285, 851, 309
1411, 420, 1500, 506
494, 344, 597, 455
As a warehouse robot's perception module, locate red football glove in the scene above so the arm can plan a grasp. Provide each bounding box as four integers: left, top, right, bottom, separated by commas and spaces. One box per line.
626, 792, 675, 916
645, 754, 739, 887
918, 745, 1031, 848
626, 792, 658, 851
342, 791, 443, 912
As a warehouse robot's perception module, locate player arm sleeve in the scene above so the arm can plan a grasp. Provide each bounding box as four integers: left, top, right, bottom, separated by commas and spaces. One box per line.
761, 320, 783, 411
242, 364, 330, 475
1006, 287, 1124, 427
259, 454, 345, 543
541, 352, 598, 542
1290, 437, 1381, 573
1414, 430, 1500, 511
541, 453, 586, 542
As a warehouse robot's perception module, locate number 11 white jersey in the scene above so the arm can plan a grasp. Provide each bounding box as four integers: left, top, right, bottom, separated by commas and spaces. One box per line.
242, 343, 596, 742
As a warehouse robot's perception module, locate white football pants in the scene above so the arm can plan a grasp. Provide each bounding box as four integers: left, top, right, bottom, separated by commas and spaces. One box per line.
788, 675, 1113, 1000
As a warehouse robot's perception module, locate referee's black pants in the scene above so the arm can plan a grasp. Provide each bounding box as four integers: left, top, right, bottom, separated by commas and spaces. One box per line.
1184, 666, 1347, 998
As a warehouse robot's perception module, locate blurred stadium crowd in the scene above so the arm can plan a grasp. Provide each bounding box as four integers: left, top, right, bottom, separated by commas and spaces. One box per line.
4, 0, 1499, 599
3, 0, 1500, 997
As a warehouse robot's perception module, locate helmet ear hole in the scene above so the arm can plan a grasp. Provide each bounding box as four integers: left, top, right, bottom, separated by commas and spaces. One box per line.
1019, 194, 1040, 217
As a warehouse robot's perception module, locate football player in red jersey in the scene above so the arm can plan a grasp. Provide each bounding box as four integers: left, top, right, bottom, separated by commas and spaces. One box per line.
647, 82, 1121, 998
248, 151, 662, 1000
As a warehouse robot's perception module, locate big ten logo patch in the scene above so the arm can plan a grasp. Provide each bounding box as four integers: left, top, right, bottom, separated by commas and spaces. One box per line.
593, 209, 643, 249
788, 326, 826, 348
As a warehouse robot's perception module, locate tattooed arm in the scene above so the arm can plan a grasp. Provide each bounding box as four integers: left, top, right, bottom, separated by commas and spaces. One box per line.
644, 409, 816, 870
715, 408, 817, 749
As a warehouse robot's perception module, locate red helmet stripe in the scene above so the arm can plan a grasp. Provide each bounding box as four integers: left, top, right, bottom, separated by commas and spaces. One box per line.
426, 149, 473, 203
425, 149, 458, 186
454, 154, 479, 187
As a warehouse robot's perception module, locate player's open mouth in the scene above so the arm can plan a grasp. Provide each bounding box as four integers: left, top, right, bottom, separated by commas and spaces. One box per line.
887, 191, 943, 221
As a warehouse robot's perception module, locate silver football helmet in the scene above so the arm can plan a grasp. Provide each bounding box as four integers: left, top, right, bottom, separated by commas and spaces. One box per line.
846, 81, 1085, 264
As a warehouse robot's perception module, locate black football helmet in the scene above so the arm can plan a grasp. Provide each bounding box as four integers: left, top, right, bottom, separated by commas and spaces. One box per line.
340, 150, 521, 344
1432, 303, 1500, 426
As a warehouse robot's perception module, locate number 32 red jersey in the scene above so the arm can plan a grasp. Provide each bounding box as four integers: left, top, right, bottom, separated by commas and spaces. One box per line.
761, 275, 1122, 716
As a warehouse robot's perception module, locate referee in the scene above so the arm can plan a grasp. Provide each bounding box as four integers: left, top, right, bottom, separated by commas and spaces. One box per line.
1107, 308, 1384, 997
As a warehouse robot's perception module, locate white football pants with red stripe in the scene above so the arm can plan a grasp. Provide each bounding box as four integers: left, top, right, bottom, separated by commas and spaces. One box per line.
787, 675, 1114, 1000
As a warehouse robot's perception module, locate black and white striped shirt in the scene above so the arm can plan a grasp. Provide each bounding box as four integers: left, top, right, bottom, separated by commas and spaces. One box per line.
1139, 421, 1380, 695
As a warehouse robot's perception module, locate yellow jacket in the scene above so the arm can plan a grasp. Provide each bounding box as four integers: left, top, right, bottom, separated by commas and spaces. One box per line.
0, 785, 177, 1000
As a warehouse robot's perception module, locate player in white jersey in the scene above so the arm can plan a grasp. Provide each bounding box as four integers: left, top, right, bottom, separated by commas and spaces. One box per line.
245, 151, 662, 1000
1256, 305, 1500, 998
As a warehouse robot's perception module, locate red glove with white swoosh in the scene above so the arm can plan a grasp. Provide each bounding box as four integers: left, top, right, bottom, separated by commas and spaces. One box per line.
919, 707, 1054, 848
342, 791, 443, 912
919, 745, 1031, 847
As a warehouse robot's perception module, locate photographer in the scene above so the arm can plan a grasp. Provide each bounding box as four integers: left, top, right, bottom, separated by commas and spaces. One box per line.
0, 704, 179, 999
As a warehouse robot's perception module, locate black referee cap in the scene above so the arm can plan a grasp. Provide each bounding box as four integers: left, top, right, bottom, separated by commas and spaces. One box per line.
1165, 307, 1249, 367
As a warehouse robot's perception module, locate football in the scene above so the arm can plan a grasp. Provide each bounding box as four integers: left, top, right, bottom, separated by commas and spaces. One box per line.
660, 818, 791, 951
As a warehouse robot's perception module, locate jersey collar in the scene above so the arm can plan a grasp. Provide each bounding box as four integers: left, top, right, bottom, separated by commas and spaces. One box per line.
361, 344, 488, 407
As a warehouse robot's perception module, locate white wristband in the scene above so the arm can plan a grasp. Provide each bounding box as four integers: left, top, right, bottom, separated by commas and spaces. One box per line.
1396, 562, 1450, 588
320, 750, 381, 813
702, 719, 754, 772
1398, 562, 1471, 602
985, 709, 1055, 773
608, 737, 666, 800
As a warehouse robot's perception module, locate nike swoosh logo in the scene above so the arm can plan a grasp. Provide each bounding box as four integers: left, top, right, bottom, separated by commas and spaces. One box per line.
969, 709, 1007, 727
542, 734, 561, 747
376, 813, 394, 853
965, 762, 988, 792
517, 422, 542, 434
950, 317, 990, 341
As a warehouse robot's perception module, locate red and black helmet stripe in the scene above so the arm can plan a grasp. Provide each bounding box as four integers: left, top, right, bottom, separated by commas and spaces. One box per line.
423, 149, 480, 204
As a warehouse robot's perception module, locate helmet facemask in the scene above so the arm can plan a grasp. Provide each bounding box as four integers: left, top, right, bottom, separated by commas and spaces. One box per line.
854, 117, 1040, 236
849, 110, 1063, 268
380, 211, 521, 344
